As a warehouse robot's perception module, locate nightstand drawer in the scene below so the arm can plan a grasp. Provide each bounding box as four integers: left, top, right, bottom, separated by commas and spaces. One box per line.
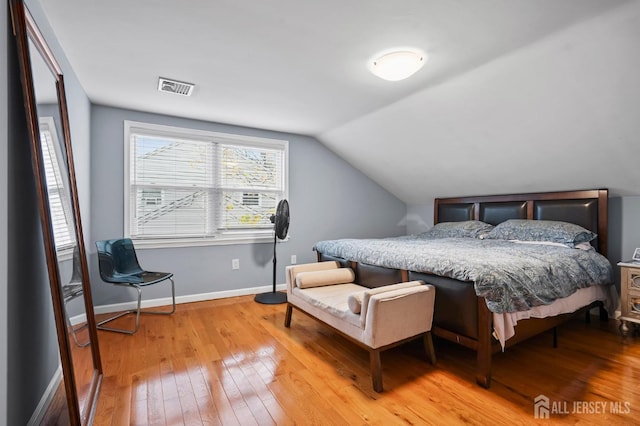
622, 294, 640, 319
627, 269, 640, 290
618, 263, 640, 332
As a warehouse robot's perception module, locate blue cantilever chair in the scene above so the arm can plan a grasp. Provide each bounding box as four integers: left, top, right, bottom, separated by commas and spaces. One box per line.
95, 238, 175, 334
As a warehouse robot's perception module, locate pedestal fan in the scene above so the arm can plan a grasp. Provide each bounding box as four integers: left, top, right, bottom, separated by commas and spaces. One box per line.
254, 199, 289, 304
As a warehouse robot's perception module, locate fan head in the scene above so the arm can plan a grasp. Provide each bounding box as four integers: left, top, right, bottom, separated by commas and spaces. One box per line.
272, 199, 289, 240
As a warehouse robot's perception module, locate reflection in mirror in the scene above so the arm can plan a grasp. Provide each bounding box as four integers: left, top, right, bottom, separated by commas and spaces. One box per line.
11, 1, 102, 424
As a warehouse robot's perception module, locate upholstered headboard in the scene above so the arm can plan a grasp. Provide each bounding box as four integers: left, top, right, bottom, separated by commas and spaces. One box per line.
434, 189, 608, 256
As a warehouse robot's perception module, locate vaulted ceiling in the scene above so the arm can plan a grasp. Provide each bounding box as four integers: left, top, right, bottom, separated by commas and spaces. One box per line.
40, 0, 640, 203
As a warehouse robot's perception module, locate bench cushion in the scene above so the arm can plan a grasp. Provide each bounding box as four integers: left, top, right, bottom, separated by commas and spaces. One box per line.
293, 283, 367, 328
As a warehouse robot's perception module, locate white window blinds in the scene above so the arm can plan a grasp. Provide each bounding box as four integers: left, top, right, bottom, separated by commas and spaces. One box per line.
125, 121, 288, 243
219, 144, 283, 230
40, 117, 75, 249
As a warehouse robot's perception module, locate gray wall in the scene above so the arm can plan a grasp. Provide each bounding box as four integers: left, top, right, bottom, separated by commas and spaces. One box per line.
90, 105, 407, 306
405, 202, 434, 236
1, 3, 9, 423
612, 196, 640, 263
609, 196, 640, 288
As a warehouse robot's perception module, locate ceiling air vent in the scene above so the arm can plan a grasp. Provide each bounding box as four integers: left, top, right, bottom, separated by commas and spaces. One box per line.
157, 77, 195, 96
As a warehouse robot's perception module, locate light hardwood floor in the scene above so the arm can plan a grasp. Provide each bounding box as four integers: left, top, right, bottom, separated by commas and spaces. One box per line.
82, 295, 640, 425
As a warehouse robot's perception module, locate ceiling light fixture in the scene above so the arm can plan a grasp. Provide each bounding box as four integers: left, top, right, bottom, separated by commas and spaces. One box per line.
368, 48, 427, 81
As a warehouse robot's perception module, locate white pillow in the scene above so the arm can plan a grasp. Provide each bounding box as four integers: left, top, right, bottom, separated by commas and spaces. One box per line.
574, 242, 595, 251
296, 268, 355, 289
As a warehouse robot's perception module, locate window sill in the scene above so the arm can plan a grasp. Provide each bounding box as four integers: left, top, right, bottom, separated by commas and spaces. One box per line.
130, 233, 289, 249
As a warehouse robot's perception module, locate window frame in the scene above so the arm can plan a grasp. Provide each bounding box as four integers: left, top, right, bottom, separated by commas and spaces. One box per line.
124, 120, 289, 248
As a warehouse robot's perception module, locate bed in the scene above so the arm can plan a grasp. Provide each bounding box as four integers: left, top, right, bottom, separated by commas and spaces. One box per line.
314, 189, 617, 388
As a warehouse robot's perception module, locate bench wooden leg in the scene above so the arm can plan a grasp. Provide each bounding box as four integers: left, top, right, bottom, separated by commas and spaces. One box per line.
284, 304, 293, 327
423, 332, 436, 365
370, 349, 383, 392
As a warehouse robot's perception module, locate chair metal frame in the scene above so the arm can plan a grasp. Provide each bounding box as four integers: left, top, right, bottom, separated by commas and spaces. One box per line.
96, 238, 176, 335
62, 246, 90, 346
62, 282, 90, 347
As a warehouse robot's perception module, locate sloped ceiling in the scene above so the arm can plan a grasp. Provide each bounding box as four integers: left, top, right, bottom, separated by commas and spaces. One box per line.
40, 0, 639, 203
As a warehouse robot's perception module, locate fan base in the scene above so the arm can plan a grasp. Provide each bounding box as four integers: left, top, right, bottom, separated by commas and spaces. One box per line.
254, 291, 287, 305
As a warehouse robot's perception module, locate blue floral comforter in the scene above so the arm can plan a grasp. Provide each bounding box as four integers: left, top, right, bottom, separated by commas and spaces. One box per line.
313, 236, 613, 313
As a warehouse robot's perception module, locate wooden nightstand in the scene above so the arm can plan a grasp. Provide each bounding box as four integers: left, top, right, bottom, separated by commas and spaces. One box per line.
619, 261, 640, 337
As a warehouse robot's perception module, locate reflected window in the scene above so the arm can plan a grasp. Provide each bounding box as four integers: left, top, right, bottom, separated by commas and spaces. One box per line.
40, 117, 75, 249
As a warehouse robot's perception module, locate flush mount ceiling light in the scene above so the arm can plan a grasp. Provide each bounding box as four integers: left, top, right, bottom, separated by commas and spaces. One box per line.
368, 48, 427, 81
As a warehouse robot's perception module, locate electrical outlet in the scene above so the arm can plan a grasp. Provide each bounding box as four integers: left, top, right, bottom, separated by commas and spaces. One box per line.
291, 255, 297, 264
232, 259, 240, 270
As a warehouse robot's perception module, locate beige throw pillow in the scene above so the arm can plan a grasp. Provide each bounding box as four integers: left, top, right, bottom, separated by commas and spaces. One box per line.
347, 292, 364, 314
296, 268, 355, 288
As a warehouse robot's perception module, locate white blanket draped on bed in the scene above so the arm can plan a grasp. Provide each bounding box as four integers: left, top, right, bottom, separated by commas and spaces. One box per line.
492, 284, 619, 348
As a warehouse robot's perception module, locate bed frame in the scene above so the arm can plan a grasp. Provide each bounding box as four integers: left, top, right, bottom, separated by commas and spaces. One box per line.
317, 189, 610, 388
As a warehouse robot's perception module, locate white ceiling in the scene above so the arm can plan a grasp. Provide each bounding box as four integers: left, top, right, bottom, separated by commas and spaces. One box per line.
40, 0, 639, 203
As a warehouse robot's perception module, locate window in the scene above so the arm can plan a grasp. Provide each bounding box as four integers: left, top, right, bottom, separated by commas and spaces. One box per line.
141, 189, 163, 206
124, 121, 288, 246
242, 193, 260, 206
40, 117, 75, 249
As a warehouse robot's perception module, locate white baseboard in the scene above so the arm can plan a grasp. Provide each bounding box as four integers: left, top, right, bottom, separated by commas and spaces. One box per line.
92, 282, 287, 315
28, 365, 62, 426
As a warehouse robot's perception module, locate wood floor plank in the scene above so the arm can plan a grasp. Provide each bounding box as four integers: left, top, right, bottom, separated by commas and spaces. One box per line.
91, 295, 640, 425
200, 361, 242, 426
194, 395, 223, 426
130, 398, 148, 426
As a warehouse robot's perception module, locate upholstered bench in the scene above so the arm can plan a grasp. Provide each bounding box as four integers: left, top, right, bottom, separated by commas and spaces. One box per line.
284, 261, 436, 392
